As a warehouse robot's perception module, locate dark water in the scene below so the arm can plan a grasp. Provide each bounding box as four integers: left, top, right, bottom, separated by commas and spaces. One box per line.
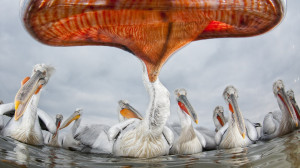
0, 130, 299, 168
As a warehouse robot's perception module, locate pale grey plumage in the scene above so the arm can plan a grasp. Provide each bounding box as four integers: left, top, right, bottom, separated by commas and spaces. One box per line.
108, 62, 172, 158
1, 64, 55, 145
261, 80, 299, 140
215, 85, 259, 149
43, 114, 63, 147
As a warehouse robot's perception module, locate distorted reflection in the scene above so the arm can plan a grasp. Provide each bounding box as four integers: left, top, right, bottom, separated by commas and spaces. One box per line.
214, 147, 250, 166
283, 130, 300, 167
14, 143, 29, 166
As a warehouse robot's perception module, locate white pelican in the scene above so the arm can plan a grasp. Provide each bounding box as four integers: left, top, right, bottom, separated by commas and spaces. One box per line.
215, 86, 259, 149
65, 109, 114, 153
118, 99, 176, 152
213, 105, 261, 134
58, 108, 83, 150
64, 100, 144, 154
42, 114, 63, 147
213, 106, 227, 132
1, 64, 56, 145
169, 88, 207, 154
108, 62, 174, 158
286, 89, 300, 122
261, 80, 299, 140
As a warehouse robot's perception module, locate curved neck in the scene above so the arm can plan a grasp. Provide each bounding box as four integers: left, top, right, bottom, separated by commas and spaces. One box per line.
72, 118, 81, 135
214, 120, 222, 131
178, 107, 192, 129
277, 97, 294, 131
141, 62, 170, 137
19, 91, 41, 131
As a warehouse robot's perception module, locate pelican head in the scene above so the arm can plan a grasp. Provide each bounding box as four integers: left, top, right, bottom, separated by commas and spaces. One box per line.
174, 88, 198, 124
59, 108, 82, 130
286, 89, 300, 121
223, 85, 246, 139
14, 64, 55, 121
273, 80, 298, 127
213, 106, 226, 130
53, 114, 63, 138
118, 100, 143, 122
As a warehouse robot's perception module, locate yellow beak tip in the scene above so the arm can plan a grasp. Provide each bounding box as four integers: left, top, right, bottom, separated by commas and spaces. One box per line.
296, 122, 299, 128
195, 120, 198, 124
242, 133, 246, 139
15, 101, 21, 111
14, 115, 20, 121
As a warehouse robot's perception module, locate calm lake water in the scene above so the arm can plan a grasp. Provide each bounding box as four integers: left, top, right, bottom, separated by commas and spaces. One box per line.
0, 130, 298, 168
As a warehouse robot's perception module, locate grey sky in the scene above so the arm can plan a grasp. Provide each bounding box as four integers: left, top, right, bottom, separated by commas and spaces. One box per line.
0, 1, 299, 129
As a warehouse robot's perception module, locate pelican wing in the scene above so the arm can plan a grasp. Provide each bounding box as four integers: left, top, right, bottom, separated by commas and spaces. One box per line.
261, 111, 281, 140
42, 130, 53, 144
162, 126, 174, 146
245, 119, 259, 141
165, 123, 180, 143
59, 132, 82, 150
194, 130, 206, 148
37, 109, 56, 134
215, 123, 229, 145
195, 127, 216, 150
108, 118, 139, 141
262, 111, 281, 136
74, 124, 110, 147
0, 103, 15, 117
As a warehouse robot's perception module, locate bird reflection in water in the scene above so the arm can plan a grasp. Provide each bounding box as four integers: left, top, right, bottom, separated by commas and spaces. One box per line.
14, 143, 29, 166
282, 131, 300, 167
214, 147, 250, 166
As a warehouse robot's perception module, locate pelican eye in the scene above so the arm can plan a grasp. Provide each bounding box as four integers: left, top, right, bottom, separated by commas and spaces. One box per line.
226, 93, 230, 99
39, 79, 46, 85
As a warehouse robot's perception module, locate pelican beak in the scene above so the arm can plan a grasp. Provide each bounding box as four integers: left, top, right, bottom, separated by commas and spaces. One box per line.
177, 94, 198, 124
14, 70, 45, 121
59, 111, 81, 130
288, 95, 300, 122
277, 89, 299, 128
228, 94, 246, 139
52, 117, 62, 139
120, 103, 143, 120
216, 113, 226, 127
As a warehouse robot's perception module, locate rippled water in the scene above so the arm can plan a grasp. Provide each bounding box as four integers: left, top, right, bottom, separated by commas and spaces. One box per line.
0, 130, 298, 168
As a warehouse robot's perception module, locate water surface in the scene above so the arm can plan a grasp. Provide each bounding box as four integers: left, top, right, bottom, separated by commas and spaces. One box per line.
0, 130, 299, 168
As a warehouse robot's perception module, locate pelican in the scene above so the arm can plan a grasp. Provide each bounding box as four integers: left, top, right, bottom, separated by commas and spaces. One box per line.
215, 86, 259, 149
58, 108, 83, 150
213, 106, 227, 132
169, 88, 208, 154
118, 99, 178, 152
42, 114, 63, 147
108, 62, 174, 158
59, 108, 113, 152
64, 100, 144, 154
261, 80, 299, 140
286, 89, 300, 122
67, 109, 114, 153
213, 105, 261, 134
1, 64, 56, 145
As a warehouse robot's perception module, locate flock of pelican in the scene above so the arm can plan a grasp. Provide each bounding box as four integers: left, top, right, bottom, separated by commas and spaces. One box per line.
10, 0, 290, 159
0, 63, 299, 158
